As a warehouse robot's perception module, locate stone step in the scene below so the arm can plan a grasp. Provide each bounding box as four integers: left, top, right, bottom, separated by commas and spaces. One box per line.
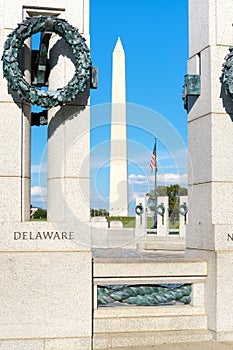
94, 314, 207, 334
93, 329, 212, 349
143, 235, 184, 242
137, 242, 185, 252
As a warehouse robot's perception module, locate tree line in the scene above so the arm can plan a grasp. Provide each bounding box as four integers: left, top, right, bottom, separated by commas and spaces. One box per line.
31, 184, 187, 222
146, 184, 187, 224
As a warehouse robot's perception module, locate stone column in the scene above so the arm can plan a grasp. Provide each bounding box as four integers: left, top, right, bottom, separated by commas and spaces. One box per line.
0, 11, 31, 222
47, 12, 90, 225
179, 195, 188, 238
156, 196, 169, 237
186, 0, 233, 340
135, 196, 147, 236
0, 2, 92, 349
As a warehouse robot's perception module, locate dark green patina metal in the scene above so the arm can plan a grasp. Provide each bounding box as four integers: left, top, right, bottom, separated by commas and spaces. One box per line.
97, 284, 192, 307
31, 110, 47, 126
135, 203, 144, 216
182, 74, 201, 110
156, 203, 165, 216
179, 203, 188, 216
222, 46, 233, 99
32, 19, 53, 86
90, 66, 98, 89
2, 16, 92, 107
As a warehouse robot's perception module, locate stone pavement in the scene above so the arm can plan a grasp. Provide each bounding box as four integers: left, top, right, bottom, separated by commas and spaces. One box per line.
106, 341, 233, 349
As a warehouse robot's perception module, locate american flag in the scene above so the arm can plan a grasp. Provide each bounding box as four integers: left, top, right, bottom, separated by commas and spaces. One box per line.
150, 139, 157, 173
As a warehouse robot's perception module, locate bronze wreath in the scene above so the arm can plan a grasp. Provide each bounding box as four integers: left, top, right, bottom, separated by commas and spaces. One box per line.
222, 46, 233, 99
135, 204, 144, 216
179, 203, 188, 216
156, 204, 165, 216
2, 16, 92, 107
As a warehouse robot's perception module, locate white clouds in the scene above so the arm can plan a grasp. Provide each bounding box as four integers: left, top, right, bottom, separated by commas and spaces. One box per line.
129, 173, 188, 187
128, 174, 148, 185
128, 172, 187, 207
162, 173, 187, 184
129, 174, 147, 180
31, 186, 47, 203
156, 173, 187, 186
31, 163, 47, 174
31, 186, 47, 196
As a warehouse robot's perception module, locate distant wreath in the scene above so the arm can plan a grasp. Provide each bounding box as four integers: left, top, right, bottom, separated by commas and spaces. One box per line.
2, 16, 92, 108
135, 204, 144, 216
179, 204, 188, 216
156, 204, 165, 216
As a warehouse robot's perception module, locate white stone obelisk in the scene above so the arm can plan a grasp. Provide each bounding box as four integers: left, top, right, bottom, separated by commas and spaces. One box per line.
109, 38, 128, 216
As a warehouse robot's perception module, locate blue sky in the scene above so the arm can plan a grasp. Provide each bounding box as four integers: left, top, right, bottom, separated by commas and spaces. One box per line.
31, 1, 188, 212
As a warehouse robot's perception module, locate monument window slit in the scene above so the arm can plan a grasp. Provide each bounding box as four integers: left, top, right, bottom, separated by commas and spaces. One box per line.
30, 33, 48, 219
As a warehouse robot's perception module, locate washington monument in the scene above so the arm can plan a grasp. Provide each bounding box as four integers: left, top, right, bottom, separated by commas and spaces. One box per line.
109, 37, 128, 216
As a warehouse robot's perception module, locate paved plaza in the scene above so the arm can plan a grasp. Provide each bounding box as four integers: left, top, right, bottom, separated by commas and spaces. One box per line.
107, 341, 233, 350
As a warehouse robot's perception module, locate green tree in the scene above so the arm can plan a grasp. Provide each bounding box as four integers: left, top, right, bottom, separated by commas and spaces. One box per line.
33, 208, 47, 219
90, 208, 109, 217
146, 184, 188, 224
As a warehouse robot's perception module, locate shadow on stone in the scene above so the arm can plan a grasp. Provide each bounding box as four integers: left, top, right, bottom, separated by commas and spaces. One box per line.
47, 86, 89, 139
48, 38, 76, 70
185, 95, 199, 113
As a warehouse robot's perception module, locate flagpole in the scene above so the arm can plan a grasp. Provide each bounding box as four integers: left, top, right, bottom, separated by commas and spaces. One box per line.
153, 137, 157, 229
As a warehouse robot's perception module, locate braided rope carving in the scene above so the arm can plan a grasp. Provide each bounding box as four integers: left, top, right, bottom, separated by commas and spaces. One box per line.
97, 284, 192, 306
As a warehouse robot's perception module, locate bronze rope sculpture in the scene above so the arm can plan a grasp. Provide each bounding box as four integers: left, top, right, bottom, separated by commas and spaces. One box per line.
97, 284, 192, 306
